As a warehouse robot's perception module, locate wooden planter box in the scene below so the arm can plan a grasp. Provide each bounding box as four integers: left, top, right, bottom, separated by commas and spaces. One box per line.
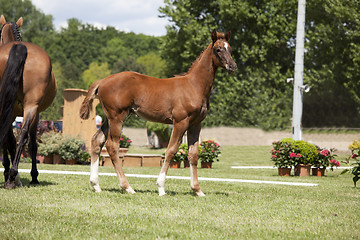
100, 152, 164, 167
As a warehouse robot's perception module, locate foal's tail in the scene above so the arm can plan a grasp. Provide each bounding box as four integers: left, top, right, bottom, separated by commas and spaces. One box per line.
0, 44, 27, 146
80, 80, 101, 120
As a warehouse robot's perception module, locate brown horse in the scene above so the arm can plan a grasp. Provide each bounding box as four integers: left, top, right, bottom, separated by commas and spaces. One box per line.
80, 30, 236, 196
0, 15, 57, 188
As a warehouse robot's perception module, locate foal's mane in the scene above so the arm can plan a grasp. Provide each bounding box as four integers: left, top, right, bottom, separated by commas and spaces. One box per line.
174, 43, 212, 77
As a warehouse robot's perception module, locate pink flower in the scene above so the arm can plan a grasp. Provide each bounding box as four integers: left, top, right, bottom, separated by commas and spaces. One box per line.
120, 137, 124, 141
272, 155, 277, 158
351, 153, 358, 159
329, 159, 336, 164
127, 140, 132, 143
321, 149, 329, 157
335, 161, 340, 167
296, 153, 302, 158
289, 152, 296, 158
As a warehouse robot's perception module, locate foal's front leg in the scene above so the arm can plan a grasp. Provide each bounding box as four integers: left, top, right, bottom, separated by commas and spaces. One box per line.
187, 123, 205, 196
157, 121, 188, 196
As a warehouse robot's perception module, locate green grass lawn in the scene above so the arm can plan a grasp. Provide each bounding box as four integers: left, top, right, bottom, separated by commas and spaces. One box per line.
1, 146, 359, 239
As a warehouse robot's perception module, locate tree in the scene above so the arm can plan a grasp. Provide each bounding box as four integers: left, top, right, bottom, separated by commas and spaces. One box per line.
0, 0, 54, 43
137, 52, 167, 78
160, 0, 360, 129
82, 62, 111, 88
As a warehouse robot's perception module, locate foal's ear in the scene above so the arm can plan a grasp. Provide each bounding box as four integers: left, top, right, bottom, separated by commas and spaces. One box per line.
0, 15, 6, 26
211, 29, 218, 43
16, 17, 23, 28
225, 30, 231, 41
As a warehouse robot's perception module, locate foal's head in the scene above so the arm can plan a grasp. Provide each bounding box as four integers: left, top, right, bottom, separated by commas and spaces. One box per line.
211, 29, 237, 73
0, 15, 23, 45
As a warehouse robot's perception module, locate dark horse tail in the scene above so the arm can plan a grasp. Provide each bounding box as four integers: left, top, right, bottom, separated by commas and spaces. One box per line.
0, 44, 27, 146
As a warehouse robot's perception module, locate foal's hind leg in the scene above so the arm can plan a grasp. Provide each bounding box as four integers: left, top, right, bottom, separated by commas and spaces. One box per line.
29, 114, 40, 185
89, 119, 109, 192
107, 114, 135, 194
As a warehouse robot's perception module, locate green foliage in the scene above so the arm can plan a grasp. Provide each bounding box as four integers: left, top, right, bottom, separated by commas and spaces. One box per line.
342, 140, 360, 187
38, 132, 63, 156
160, 0, 360, 129
82, 62, 111, 88
199, 140, 221, 163
146, 122, 171, 143
294, 140, 318, 165
136, 52, 167, 78
38, 132, 90, 163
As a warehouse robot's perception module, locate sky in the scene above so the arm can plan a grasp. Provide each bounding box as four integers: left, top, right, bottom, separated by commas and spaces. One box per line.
32, 0, 169, 36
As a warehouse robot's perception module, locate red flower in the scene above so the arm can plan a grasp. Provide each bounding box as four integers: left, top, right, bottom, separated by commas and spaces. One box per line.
296, 153, 302, 158
272, 155, 277, 158
289, 152, 296, 158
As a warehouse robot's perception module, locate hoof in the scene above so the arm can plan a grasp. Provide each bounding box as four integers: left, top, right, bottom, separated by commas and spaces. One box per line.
195, 191, 205, 197
125, 186, 136, 194
30, 179, 40, 185
158, 188, 166, 196
4, 180, 17, 189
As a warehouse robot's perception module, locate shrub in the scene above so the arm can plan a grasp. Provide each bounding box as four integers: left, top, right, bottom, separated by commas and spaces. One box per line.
294, 140, 318, 165
271, 139, 298, 168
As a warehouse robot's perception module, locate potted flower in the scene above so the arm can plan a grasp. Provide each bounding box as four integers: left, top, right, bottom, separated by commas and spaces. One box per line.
199, 140, 221, 168
312, 147, 337, 176
292, 140, 318, 176
119, 133, 132, 155
56, 135, 90, 165
341, 140, 359, 187
38, 132, 63, 164
271, 138, 297, 176
175, 143, 189, 168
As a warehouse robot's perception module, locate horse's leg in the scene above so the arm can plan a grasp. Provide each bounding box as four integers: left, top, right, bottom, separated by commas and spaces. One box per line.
4, 107, 35, 189
107, 114, 135, 194
89, 119, 109, 192
156, 120, 188, 196
3, 130, 16, 182
187, 123, 205, 196
29, 114, 40, 185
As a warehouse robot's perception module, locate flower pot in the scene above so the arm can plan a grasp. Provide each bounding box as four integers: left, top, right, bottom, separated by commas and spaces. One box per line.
37, 155, 45, 164
294, 164, 311, 176
53, 154, 64, 164
170, 161, 181, 168
119, 148, 128, 157
201, 162, 212, 169
65, 159, 77, 165
43, 155, 53, 164
278, 167, 291, 176
312, 167, 325, 177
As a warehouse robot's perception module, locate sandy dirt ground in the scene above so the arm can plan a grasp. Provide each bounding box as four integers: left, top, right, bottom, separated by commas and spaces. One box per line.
123, 127, 359, 152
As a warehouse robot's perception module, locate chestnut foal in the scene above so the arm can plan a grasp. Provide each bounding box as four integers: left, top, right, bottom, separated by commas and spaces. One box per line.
80, 30, 236, 196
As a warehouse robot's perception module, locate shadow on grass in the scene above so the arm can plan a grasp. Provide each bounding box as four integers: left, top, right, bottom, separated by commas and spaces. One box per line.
103, 187, 230, 197
0, 178, 57, 189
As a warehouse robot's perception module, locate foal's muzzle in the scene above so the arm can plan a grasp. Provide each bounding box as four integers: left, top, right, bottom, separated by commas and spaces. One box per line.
226, 61, 237, 73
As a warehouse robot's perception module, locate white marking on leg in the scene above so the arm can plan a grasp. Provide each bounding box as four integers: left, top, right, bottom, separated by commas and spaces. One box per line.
156, 172, 166, 196
15, 172, 22, 187
89, 157, 101, 192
